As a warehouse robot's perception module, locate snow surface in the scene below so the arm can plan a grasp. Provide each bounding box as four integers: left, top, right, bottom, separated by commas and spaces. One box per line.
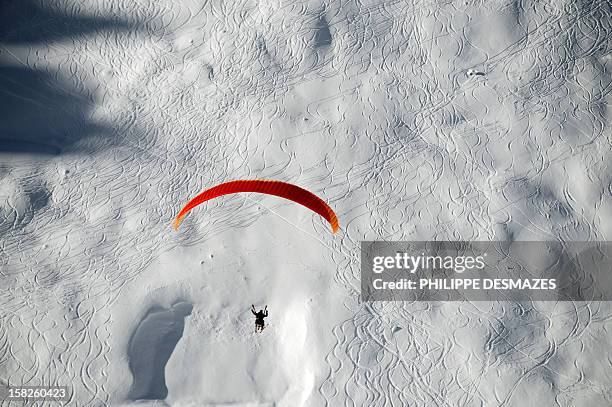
1, 0, 611, 405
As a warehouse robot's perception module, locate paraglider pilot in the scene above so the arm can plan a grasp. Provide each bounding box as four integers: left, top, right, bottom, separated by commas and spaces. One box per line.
251, 305, 268, 333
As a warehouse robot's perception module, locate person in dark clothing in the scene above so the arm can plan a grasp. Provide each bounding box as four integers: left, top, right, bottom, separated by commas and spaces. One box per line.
251, 304, 268, 333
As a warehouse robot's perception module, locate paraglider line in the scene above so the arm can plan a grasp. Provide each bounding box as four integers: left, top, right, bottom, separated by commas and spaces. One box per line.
243, 195, 347, 257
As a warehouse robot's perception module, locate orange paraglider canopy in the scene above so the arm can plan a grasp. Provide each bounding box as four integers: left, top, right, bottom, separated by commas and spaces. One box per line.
173, 179, 339, 234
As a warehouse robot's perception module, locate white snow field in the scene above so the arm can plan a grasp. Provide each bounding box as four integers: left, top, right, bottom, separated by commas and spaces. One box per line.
1, 0, 611, 405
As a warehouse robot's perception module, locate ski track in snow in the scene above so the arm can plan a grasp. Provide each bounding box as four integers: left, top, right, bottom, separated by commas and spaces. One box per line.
1, 0, 611, 405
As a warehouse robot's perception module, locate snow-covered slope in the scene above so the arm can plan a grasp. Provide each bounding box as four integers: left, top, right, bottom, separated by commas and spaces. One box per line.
1, 0, 611, 405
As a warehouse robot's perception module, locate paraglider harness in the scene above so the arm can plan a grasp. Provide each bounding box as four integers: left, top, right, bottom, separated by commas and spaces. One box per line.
251, 305, 268, 333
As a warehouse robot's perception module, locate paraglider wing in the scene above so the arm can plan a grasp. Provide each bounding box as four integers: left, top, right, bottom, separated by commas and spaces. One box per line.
173, 180, 339, 233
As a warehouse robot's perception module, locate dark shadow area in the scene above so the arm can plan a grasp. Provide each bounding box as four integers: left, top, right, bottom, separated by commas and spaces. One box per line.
0, 0, 134, 155
0, 0, 132, 44
313, 15, 332, 48
0, 66, 108, 155
128, 301, 193, 401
